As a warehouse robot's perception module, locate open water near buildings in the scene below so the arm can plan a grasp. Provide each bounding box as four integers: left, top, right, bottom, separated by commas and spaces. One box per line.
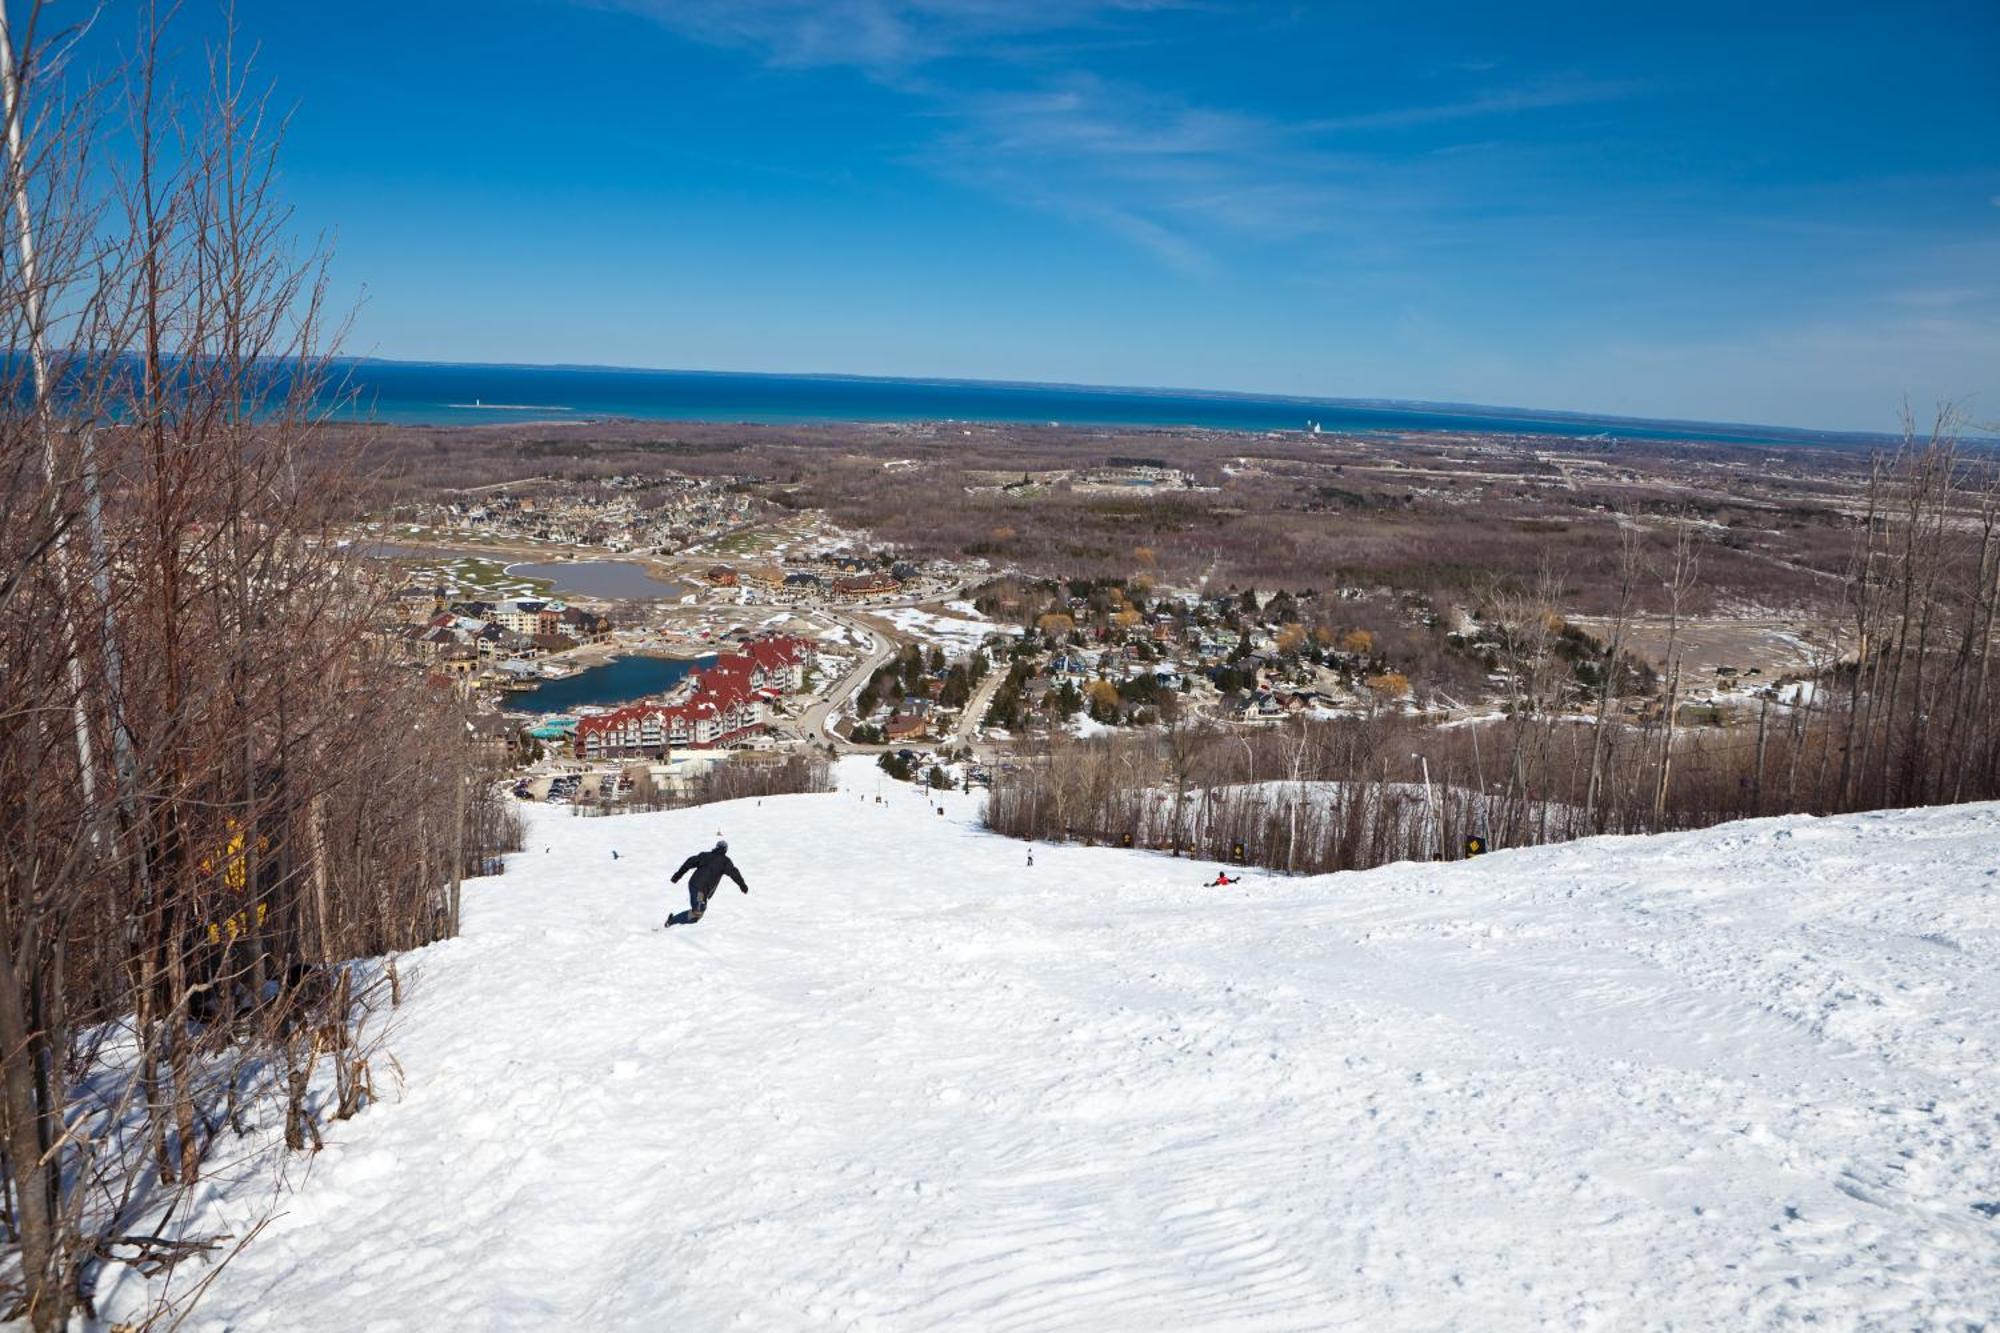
511, 654, 714, 714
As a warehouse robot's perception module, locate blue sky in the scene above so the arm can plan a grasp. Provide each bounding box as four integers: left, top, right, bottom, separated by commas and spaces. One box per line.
111, 1, 2000, 431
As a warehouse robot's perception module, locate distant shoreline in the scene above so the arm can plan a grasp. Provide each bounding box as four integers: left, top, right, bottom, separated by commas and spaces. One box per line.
321, 357, 1910, 448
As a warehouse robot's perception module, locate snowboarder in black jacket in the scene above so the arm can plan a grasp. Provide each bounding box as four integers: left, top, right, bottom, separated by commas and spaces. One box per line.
666, 840, 748, 927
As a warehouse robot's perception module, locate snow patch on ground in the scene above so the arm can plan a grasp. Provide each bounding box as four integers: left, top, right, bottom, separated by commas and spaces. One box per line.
123, 764, 2000, 1329
1065, 711, 1114, 738
879, 606, 1016, 655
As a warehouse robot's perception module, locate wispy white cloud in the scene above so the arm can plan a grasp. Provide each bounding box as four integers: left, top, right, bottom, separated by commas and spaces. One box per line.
917, 74, 1366, 270
592, 0, 1191, 72
1887, 286, 1982, 310
591, 0, 1623, 272
1066, 197, 1215, 274
1303, 79, 1637, 134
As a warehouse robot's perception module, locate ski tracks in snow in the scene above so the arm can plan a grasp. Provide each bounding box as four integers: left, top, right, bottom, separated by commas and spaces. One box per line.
122, 770, 2000, 1330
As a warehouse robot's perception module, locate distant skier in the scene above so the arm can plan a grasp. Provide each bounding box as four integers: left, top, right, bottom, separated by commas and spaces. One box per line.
1207, 872, 1240, 887
665, 839, 748, 927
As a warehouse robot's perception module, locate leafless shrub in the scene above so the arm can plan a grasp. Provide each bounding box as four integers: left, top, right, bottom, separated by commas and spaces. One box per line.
587, 752, 835, 815
0, 11, 512, 1326
689, 752, 834, 805
990, 455, 2000, 873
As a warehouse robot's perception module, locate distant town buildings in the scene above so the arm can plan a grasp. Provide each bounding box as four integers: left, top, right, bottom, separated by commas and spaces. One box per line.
400, 473, 757, 554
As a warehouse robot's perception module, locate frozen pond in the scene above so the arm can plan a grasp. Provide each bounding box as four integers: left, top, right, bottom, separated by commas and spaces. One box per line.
362, 541, 495, 560
507, 560, 684, 600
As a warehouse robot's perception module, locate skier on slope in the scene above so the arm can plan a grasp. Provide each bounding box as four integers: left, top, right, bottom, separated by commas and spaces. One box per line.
665, 839, 748, 927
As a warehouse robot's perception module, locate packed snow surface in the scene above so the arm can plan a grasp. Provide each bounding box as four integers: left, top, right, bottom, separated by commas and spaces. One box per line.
139, 763, 1999, 1329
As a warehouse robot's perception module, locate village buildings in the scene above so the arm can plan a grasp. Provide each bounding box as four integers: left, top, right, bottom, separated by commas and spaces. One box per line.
572, 634, 814, 760
385, 598, 612, 668
389, 473, 757, 556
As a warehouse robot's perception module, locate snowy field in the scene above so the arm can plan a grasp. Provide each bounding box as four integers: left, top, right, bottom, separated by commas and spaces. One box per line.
879, 604, 1016, 655
127, 762, 1999, 1329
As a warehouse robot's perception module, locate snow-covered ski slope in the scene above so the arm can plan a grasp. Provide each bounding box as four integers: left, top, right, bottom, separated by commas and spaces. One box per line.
150, 762, 1998, 1330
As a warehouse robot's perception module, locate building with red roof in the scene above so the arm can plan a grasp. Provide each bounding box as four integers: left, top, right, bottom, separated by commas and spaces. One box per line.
573, 633, 814, 759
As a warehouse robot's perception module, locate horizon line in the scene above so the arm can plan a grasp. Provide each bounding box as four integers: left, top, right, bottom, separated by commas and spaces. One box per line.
330, 354, 1942, 445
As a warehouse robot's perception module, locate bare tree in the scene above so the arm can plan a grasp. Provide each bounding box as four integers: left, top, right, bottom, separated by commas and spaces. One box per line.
1651, 515, 1700, 822
1585, 526, 1643, 829
0, 10, 521, 1325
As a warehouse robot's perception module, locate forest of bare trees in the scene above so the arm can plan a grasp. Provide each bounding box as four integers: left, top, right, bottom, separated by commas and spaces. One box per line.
989, 423, 2000, 873
0, 10, 517, 1326
608, 752, 834, 813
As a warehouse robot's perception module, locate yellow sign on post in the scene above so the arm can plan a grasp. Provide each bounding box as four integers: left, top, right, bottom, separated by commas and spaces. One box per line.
197, 821, 248, 890
199, 817, 270, 942
207, 902, 268, 944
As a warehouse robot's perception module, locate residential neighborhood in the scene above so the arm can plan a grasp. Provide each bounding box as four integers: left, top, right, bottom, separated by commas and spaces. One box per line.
357, 464, 1819, 831
376, 472, 760, 554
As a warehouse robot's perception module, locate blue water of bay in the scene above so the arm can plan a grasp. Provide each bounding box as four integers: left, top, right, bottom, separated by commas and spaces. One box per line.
323, 358, 1874, 448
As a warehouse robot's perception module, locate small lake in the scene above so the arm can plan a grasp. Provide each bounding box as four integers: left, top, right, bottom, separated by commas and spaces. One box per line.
507, 560, 685, 600
362, 541, 494, 560
355, 546, 684, 600
512, 654, 712, 714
